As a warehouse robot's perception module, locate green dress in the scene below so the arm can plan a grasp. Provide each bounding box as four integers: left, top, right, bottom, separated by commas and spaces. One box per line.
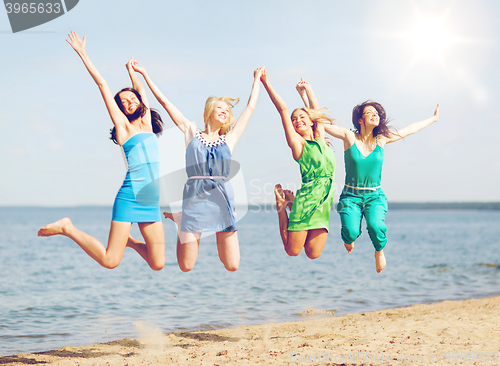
288, 138, 335, 231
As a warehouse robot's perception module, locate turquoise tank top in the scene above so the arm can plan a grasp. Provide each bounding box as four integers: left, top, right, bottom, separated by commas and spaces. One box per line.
344, 139, 384, 188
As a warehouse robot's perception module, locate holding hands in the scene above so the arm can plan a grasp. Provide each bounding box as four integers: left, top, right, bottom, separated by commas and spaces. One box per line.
128, 57, 146, 75
259, 66, 268, 84
254, 66, 264, 81
295, 78, 309, 98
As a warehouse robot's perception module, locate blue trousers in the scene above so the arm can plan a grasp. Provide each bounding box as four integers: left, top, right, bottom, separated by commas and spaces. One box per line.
336, 187, 388, 251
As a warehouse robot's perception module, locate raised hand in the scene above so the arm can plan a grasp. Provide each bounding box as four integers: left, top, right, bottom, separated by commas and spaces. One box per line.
296, 77, 307, 92
260, 66, 268, 84
433, 104, 440, 120
125, 57, 137, 72
130, 58, 146, 75
254, 66, 264, 80
296, 77, 308, 99
66, 31, 86, 54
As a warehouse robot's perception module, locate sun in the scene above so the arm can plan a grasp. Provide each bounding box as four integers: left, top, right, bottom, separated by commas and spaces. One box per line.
397, 3, 466, 66
407, 16, 453, 60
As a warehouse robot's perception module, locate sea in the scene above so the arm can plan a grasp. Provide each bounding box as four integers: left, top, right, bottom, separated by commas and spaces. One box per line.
1, 206, 499, 356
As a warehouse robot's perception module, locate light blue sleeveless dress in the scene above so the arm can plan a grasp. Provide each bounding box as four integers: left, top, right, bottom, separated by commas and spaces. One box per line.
180, 130, 237, 233
112, 132, 161, 223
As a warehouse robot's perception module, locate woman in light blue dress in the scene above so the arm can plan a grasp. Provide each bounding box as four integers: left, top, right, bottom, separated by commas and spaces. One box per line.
133, 62, 263, 272
38, 32, 165, 270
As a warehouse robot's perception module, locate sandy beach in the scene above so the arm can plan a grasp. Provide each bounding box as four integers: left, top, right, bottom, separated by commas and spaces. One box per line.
1, 296, 498, 365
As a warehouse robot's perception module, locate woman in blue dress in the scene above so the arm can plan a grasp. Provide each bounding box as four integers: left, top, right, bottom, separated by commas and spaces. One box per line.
132, 62, 263, 272
38, 32, 165, 271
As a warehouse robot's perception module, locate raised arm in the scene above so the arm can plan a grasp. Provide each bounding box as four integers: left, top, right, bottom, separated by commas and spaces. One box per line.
296, 78, 327, 140
225, 67, 263, 152
260, 68, 304, 160
66, 31, 128, 130
324, 123, 356, 150
126, 58, 149, 106
131, 62, 194, 135
385, 104, 440, 144
296, 78, 320, 109
125, 57, 151, 125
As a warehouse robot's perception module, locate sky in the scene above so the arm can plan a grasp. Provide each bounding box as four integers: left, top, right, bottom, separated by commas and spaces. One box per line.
0, 0, 499, 207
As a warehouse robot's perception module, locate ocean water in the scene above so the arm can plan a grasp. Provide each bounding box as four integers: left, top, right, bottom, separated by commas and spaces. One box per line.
0, 206, 499, 356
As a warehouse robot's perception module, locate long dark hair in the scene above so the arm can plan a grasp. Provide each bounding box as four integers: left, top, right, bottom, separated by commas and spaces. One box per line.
352, 101, 391, 138
110, 88, 164, 144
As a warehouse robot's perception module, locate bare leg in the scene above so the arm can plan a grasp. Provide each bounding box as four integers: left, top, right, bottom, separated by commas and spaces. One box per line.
216, 231, 239, 271
286, 231, 308, 256
344, 242, 354, 253
304, 228, 328, 259
38, 218, 131, 269
375, 249, 386, 273
283, 189, 294, 211
125, 223, 165, 271
275, 184, 291, 248
177, 231, 201, 272
138, 222, 165, 271
275, 184, 315, 257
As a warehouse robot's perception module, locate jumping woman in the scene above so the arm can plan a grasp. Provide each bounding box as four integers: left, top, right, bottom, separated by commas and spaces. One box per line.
130, 62, 263, 272
324, 100, 440, 272
260, 68, 335, 260
38, 32, 165, 271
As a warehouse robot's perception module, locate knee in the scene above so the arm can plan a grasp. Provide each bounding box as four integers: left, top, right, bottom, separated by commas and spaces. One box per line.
150, 260, 165, 271
366, 223, 386, 251
305, 248, 321, 260
366, 220, 386, 237
224, 263, 239, 272
341, 226, 360, 244
102, 258, 121, 270
178, 262, 194, 272
285, 246, 301, 257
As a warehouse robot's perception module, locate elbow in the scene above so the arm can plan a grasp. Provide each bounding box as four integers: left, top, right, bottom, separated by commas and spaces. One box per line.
159, 98, 170, 110
277, 105, 288, 114
246, 104, 256, 113
97, 80, 108, 90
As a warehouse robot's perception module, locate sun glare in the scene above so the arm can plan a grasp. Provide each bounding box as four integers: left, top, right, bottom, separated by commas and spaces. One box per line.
408, 17, 452, 59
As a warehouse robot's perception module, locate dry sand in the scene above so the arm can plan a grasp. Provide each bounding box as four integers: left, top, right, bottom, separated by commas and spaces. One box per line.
1, 296, 499, 365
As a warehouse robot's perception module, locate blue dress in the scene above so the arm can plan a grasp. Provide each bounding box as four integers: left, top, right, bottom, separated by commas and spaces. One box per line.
112, 132, 161, 223
180, 130, 237, 233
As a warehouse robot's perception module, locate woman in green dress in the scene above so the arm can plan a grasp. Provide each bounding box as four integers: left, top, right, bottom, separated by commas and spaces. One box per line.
260, 68, 335, 259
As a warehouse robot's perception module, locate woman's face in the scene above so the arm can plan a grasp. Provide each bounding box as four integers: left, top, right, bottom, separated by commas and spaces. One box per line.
291, 109, 313, 133
359, 105, 380, 128
209, 100, 230, 126
119, 91, 140, 115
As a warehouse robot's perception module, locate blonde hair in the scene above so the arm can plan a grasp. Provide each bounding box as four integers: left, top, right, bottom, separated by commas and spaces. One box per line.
291, 107, 335, 140
203, 96, 240, 135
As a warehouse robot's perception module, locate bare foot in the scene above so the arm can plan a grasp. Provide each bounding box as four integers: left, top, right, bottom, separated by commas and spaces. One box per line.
274, 184, 287, 213
283, 189, 295, 210
126, 235, 142, 247
38, 217, 72, 237
375, 250, 386, 273
163, 211, 182, 225
344, 242, 354, 253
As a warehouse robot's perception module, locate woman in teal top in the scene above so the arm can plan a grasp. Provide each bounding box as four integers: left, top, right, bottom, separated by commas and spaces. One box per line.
260, 69, 335, 260
324, 101, 439, 273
